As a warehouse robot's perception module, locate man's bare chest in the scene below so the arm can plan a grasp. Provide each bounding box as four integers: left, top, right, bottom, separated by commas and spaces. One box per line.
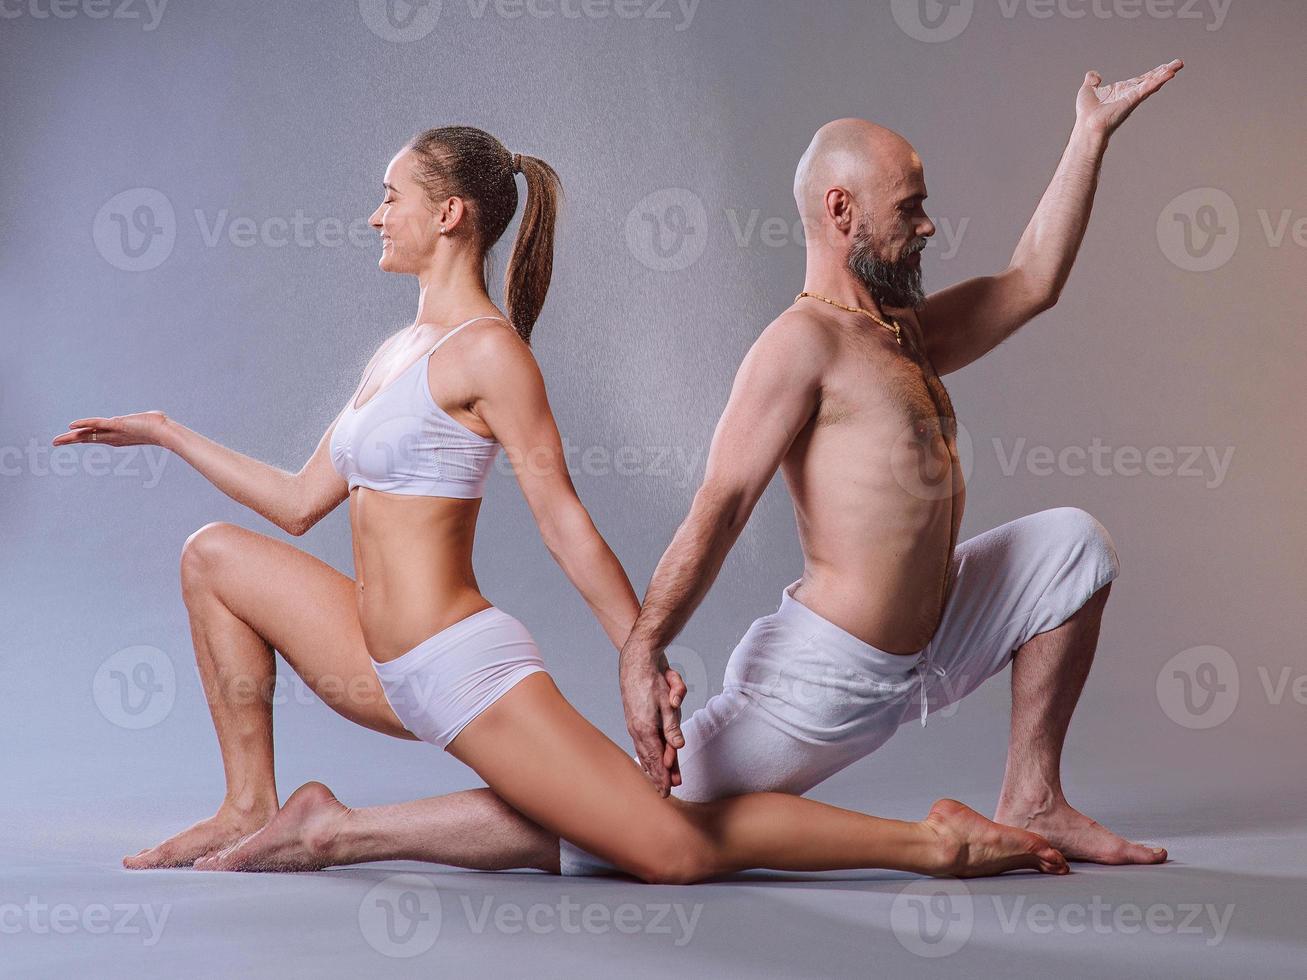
817, 334, 957, 441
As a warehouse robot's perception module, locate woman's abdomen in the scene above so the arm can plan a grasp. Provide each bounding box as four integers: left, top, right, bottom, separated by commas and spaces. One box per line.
348, 489, 489, 662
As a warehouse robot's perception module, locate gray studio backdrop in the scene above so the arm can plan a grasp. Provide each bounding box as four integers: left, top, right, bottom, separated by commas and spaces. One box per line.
2, 0, 1303, 852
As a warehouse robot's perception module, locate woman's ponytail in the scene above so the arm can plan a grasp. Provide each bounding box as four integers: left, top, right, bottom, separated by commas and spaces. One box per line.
504, 153, 561, 343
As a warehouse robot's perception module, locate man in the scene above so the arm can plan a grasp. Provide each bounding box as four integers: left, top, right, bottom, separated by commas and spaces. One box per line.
197, 60, 1182, 876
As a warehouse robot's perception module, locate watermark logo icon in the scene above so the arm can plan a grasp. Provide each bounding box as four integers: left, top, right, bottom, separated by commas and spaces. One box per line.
358, 0, 442, 42
890, 416, 973, 502
1156, 644, 1239, 729
890, 878, 973, 957
358, 874, 442, 957
1156, 187, 1239, 272
891, 0, 974, 42
93, 645, 176, 729
352, 412, 444, 486
93, 188, 176, 271
625, 188, 707, 272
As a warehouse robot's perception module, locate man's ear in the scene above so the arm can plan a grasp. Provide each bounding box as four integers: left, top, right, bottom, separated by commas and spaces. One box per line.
824, 186, 854, 235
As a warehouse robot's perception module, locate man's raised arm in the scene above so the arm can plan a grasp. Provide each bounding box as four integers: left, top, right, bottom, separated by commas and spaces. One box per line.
921, 59, 1184, 376
619, 312, 831, 796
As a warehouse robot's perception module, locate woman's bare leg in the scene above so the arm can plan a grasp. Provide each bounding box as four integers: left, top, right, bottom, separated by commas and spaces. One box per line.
442, 674, 1068, 883
123, 521, 420, 869
192, 664, 1068, 880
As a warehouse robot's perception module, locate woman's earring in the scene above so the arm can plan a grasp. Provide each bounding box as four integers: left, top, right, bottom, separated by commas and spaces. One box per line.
439, 224, 447, 235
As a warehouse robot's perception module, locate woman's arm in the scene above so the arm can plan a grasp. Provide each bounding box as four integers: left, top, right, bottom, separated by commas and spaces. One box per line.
469, 330, 640, 651
54, 333, 399, 536
158, 411, 348, 536
54, 407, 347, 537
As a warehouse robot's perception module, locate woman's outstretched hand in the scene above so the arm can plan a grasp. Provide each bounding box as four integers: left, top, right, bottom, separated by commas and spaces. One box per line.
52, 411, 171, 448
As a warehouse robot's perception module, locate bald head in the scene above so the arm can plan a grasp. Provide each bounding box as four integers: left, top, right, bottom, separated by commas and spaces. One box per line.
793, 118, 934, 309
793, 118, 921, 229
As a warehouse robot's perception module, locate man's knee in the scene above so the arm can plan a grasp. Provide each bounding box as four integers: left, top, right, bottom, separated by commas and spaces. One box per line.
1041, 506, 1121, 583
1010, 507, 1120, 645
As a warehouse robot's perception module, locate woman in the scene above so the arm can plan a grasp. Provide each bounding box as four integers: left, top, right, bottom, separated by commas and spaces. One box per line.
55, 126, 1067, 883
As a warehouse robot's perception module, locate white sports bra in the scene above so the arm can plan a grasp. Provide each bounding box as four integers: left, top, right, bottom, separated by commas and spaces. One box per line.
330, 316, 504, 498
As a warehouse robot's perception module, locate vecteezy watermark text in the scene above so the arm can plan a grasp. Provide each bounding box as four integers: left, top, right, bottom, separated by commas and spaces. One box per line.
357, 875, 703, 958
891, 879, 1234, 957
993, 437, 1235, 489
0, 0, 168, 30
357, 0, 698, 43
93, 188, 380, 272
0, 898, 171, 947
3, 439, 169, 487
890, 0, 1231, 43
1158, 645, 1307, 730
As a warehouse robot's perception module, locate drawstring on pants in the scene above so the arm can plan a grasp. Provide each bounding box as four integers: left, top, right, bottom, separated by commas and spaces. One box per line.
915, 652, 948, 727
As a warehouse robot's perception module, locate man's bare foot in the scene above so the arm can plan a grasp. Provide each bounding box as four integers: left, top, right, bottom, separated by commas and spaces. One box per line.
123, 801, 277, 870
194, 782, 348, 873
994, 794, 1167, 865
923, 799, 1069, 877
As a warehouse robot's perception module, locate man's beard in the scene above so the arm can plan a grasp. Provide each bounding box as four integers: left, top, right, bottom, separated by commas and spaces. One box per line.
847, 223, 926, 310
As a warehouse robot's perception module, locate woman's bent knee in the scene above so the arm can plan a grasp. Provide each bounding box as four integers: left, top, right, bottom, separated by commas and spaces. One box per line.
625, 830, 719, 885
181, 520, 243, 567
180, 521, 242, 590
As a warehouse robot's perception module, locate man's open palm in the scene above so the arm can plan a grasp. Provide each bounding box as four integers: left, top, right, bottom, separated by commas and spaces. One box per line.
1077, 59, 1184, 136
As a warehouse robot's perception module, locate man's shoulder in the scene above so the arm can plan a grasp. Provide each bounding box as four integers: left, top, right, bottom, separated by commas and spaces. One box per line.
751, 304, 841, 365
757, 302, 925, 372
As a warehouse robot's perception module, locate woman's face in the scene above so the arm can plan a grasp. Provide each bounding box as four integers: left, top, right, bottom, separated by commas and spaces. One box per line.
369, 148, 442, 275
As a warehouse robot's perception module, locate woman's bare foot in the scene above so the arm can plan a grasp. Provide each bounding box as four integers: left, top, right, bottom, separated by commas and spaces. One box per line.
123, 801, 277, 870
194, 782, 348, 872
923, 799, 1069, 877
994, 794, 1167, 865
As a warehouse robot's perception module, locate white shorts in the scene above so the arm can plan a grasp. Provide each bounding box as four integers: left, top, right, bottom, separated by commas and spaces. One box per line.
372, 606, 549, 751
559, 506, 1121, 875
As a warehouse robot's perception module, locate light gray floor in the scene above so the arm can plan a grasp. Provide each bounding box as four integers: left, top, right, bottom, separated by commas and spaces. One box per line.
5, 778, 1303, 979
